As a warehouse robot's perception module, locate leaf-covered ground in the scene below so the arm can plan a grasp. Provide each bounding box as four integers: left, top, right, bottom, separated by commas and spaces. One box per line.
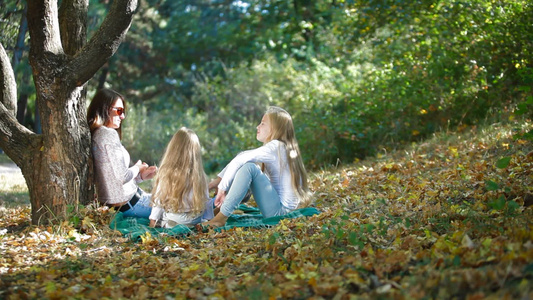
1, 123, 532, 299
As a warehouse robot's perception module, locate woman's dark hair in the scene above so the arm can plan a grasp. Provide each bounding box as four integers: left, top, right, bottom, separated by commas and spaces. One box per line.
87, 88, 126, 138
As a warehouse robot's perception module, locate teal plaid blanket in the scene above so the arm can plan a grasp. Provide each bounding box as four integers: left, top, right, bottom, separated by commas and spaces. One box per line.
109, 204, 320, 241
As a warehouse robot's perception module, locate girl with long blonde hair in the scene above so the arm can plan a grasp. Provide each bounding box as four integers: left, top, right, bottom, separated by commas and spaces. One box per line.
149, 127, 213, 227
206, 106, 313, 227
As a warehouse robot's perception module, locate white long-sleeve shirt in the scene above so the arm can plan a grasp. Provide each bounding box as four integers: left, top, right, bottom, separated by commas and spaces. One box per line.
218, 140, 299, 210
149, 189, 213, 226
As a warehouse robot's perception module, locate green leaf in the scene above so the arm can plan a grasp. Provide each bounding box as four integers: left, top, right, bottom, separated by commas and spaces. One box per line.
488, 195, 506, 210
336, 227, 345, 239
515, 103, 528, 115
485, 180, 500, 191
507, 200, 519, 213
496, 157, 511, 169
347, 231, 364, 249
268, 232, 280, 245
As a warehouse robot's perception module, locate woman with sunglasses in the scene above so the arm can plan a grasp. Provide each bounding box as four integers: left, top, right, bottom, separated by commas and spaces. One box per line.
87, 88, 157, 218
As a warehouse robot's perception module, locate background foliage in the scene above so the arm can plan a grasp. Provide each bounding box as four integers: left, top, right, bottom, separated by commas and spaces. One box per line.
1, 0, 532, 172
1, 1, 532, 298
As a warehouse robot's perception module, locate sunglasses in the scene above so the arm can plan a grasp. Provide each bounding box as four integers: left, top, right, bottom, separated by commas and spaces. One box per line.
112, 107, 125, 116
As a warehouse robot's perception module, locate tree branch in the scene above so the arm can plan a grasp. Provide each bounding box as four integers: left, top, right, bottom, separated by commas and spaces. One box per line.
0, 43, 38, 166
59, 0, 89, 56
68, 0, 138, 86
27, 0, 63, 56
0, 43, 17, 116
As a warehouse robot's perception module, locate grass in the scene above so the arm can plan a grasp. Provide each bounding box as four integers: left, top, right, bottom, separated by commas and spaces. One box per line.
0, 119, 532, 299
0, 167, 29, 208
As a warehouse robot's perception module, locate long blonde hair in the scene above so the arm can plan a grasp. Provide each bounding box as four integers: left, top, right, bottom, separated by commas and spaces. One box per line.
152, 127, 208, 213
264, 106, 313, 207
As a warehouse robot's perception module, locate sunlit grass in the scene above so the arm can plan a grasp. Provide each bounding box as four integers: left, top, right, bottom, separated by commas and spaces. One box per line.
0, 167, 29, 208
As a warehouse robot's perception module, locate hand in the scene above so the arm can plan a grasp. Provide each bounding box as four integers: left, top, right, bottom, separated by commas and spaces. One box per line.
208, 177, 222, 191
149, 219, 156, 228
141, 165, 158, 181
135, 160, 149, 173
215, 188, 226, 208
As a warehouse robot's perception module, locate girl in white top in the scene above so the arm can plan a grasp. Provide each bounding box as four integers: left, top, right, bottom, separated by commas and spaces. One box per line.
149, 127, 213, 227
206, 106, 313, 227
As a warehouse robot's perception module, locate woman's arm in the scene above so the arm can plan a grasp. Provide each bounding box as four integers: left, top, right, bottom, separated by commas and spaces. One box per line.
218, 140, 279, 191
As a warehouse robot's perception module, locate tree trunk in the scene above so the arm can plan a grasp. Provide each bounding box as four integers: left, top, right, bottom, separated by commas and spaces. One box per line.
34, 98, 42, 134
28, 88, 93, 224
0, 0, 138, 225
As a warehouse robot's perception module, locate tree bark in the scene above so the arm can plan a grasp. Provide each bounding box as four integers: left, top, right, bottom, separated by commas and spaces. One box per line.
0, 0, 138, 225
0, 45, 17, 116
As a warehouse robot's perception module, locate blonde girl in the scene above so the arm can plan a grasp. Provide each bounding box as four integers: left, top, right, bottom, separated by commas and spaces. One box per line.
206, 106, 313, 227
149, 127, 213, 227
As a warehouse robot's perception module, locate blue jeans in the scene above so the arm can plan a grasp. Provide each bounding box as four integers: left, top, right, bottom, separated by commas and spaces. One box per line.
121, 188, 152, 218
220, 163, 291, 218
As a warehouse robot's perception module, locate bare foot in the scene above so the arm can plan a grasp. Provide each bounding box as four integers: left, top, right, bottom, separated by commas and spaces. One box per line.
205, 212, 229, 227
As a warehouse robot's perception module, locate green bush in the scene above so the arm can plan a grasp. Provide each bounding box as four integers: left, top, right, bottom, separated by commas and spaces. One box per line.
123, 0, 532, 171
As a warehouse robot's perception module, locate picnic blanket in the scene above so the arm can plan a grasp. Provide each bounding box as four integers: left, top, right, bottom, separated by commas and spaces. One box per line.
109, 204, 320, 241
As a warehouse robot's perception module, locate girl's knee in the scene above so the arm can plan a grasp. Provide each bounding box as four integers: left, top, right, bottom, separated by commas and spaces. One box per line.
239, 162, 260, 173
243, 162, 258, 168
